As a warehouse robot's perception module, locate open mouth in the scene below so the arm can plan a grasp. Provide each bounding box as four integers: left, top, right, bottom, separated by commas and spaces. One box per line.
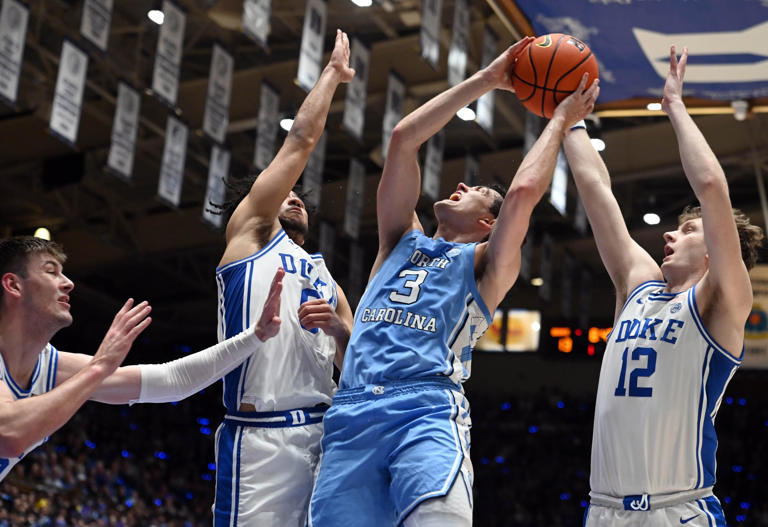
58, 296, 70, 307
663, 245, 674, 258
449, 193, 461, 202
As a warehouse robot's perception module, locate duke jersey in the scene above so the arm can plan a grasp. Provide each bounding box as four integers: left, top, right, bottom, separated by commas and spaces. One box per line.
340, 230, 492, 389
591, 281, 741, 498
216, 230, 339, 413
0, 344, 59, 481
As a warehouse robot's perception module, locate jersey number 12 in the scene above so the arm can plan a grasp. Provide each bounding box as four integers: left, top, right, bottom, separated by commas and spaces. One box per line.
614, 346, 657, 397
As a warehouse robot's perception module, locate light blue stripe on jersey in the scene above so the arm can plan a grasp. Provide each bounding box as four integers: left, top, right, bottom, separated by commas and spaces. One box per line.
688, 288, 741, 489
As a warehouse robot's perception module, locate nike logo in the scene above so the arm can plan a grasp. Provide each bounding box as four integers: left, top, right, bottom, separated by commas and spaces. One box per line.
680, 515, 699, 524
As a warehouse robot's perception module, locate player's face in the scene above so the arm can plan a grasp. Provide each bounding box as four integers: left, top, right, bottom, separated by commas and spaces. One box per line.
20, 252, 74, 329
435, 182, 500, 227
278, 191, 309, 232
661, 218, 707, 273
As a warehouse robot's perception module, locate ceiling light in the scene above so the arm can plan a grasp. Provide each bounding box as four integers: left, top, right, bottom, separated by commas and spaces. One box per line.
148, 9, 164, 25
34, 227, 51, 240
456, 106, 475, 121
280, 118, 294, 131
646, 102, 662, 111
530, 277, 544, 287
643, 213, 660, 225
349, 0, 373, 5
590, 138, 606, 152
731, 100, 749, 121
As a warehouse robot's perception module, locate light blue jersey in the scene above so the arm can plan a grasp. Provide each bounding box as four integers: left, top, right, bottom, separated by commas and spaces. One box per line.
340, 230, 491, 389
0, 344, 59, 481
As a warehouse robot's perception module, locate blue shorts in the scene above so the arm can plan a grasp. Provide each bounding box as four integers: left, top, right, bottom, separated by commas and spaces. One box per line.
307, 377, 472, 527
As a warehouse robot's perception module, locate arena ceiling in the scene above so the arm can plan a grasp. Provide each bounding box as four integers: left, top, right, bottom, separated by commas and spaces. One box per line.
1, 0, 767, 352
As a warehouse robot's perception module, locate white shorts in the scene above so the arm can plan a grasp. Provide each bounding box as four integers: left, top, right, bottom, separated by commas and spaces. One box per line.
585, 495, 726, 527
213, 409, 325, 527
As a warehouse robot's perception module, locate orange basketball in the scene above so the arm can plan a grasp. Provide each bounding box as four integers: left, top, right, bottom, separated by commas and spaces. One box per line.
512, 34, 599, 118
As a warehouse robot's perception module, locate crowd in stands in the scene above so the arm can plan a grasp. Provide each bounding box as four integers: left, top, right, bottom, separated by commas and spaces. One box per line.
1, 366, 765, 526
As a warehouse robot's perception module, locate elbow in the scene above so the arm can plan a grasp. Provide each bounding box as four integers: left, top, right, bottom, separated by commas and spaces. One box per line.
509, 176, 546, 203
389, 122, 418, 151
285, 122, 318, 152
694, 173, 728, 198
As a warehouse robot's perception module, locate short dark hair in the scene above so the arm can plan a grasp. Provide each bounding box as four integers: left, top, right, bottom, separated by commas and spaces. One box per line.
677, 205, 764, 270
0, 237, 67, 300
487, 183, 507, 218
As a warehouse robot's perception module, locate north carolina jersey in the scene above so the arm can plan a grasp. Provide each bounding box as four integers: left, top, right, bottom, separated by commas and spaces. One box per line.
591, 281, 741, 498
0, 343, 59, 481
340, 230, 491, 389
216, 229, 338, 413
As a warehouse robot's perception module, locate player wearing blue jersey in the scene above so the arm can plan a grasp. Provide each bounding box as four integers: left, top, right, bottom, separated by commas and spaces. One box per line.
307, 37, 599, 527
564, 48, 763, 526
212, 29, 355, 527
0, 236, 285, 482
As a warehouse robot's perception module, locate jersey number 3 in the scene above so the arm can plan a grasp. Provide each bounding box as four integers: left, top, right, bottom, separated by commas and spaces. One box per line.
389, 270, 428, 305
614, 346, 657, 397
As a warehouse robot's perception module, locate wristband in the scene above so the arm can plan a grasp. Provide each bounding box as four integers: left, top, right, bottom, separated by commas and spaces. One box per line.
570, 120, 587, 131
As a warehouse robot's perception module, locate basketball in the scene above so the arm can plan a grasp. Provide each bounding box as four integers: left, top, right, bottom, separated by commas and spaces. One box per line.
512, 34, 599, 118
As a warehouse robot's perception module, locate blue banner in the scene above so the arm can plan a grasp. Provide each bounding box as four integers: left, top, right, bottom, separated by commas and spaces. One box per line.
514, 1, 768, 102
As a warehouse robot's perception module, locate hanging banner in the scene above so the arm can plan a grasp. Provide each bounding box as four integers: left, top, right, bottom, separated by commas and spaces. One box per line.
318, 221, 335, 269
202, 145, 230, 229
80, 0, 112, 53
744, 264, 768, 369
302, 131, 326, 210
419, 0, 443, 69
253, 81, 280, 170
203, 43, 234, 144
107, 81, 141, 180
344, 159, 365, 240
464, 153, 479, 187
549, 149, 568, 216
539, 233, 554, 302
422, 129, 444, 201
348, 242, 364, 308
382, 70, 405, 161
342, 37, 370, 143
296, 0, 326, 92
0, 0, 29, 106
242, 0, 270, 49
49, 40, 88, 146
561, 253, 574, 320
151, 0, 186, 108
579, 267, 592, 330
447, 0, 469, 86
476, 26, 497, 134
157, 115, 188, 208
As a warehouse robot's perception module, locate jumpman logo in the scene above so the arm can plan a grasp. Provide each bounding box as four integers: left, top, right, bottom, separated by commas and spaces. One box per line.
680, 515, 699, 524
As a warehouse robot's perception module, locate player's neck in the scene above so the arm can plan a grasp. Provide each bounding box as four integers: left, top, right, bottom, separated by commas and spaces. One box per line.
433, 222, 480, 244
662, 267, 705, 294
0, 310, 52, 387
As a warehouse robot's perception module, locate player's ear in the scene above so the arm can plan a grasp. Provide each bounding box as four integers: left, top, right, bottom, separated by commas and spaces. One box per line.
1, 272, 22, 299
478, 217, 495, 233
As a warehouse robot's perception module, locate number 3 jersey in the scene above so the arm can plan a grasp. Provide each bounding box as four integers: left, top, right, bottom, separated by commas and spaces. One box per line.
340, 230, 492, 389
590, 280, 742, 498
215, 229, 339, 413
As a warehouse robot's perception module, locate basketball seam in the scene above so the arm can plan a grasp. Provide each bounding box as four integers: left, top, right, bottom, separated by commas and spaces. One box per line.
541, 35, 564, 117
512, 73, 577, 94
551, 51, 594, 107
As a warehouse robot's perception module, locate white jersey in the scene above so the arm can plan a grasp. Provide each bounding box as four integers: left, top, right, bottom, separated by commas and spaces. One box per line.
0, 343, 59, 481
215, 229, 338, 412
590, 281, 741, 498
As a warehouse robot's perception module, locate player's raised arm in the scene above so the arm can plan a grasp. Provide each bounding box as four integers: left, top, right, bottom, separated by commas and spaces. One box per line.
376, 38, 534, 264
563, 128, 662, 308
662, 46, 751, 309
225, 30, 355, 243
476, 75, 599, 311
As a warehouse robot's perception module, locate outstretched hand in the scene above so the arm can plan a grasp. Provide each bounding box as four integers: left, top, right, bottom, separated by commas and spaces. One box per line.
553, 73, 600, 127
662, 45, 688, 113
327, 29, 356, 83
92, 299, 152, 374
254, 268, 284, 342
484, 36, 535, 92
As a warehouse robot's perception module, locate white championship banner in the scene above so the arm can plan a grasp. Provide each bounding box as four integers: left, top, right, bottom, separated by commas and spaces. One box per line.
549, 149, 568, 216
342, 37, 370, 142
157, 115, 188, 208
253, 81, 280, 170
446, 0, 469, 87
202, 43, 234, 144
151, 0, 186, 108
419, 0, 443, 69
302, 131, 326, 210
343, 158, 365, 240
242, 0, 271, 49
202, 145, 230, 229
80, 0, 113, 53
107, 81, 141, 180
50, 40, 88, 146
0, 0, 28, 106
296, 0, 326, 92
476, 26, 498, 134
422, 129, 444, 201
744, 264, 768, 369
464, 153, 479, 187
382, 71, 405, 161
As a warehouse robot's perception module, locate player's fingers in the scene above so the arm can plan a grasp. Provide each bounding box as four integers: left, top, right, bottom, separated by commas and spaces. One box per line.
116, 298, 134, 317
124, 304, 152, 330
679, 46, 688, 75
126, 317, 152, 341
669, 45, 678, 72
